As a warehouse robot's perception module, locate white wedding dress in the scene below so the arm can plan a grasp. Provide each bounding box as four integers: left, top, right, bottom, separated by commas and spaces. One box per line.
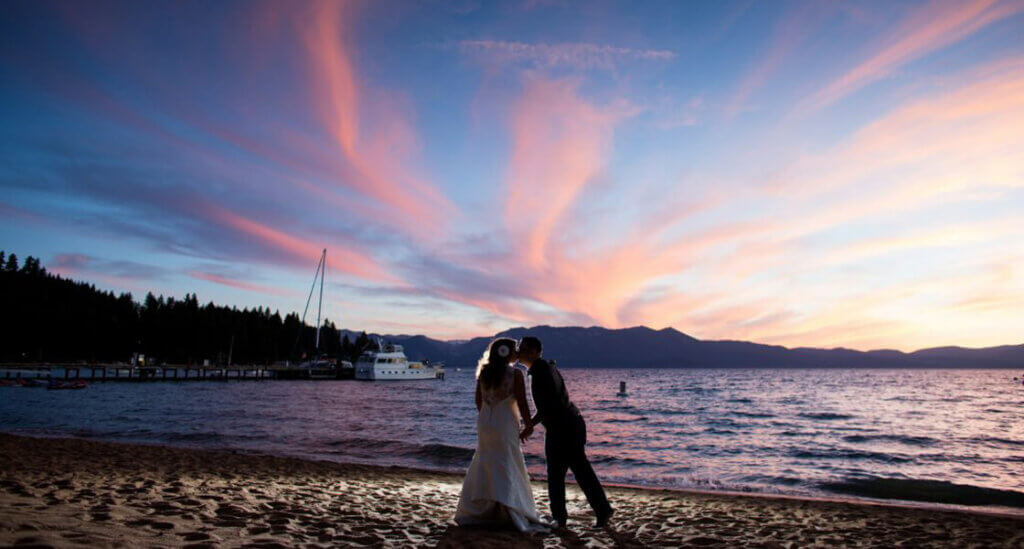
455, 366, 548, 532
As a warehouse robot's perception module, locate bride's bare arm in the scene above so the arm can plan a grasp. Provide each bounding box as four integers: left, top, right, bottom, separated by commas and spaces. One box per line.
475, 378, 482, 411
513, 369, 531, 423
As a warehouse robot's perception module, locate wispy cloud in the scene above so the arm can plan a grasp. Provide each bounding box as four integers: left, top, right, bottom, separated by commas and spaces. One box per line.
302, 0, 454, 233
4, 1, 1022, 350
456, 40, 674, 70
203, 204, 400, 284
188, 270, 296, 297
727, 3, 833, 116
801, 0, 1024, 113
503, 76, 635, 268
48, 253, 166, 295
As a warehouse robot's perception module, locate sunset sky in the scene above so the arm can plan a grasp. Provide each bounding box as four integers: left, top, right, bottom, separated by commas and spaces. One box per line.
1, 0, 1022, 350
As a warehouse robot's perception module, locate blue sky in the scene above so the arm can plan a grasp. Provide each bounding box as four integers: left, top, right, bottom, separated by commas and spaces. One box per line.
1, 0, 1022, 349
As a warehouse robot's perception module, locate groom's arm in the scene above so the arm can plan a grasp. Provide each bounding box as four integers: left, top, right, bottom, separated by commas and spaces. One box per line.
513, 369, 531, 423
529, 365, 556, 428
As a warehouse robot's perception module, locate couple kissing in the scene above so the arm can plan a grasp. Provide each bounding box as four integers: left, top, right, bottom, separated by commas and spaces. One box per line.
454, 336, 614, 532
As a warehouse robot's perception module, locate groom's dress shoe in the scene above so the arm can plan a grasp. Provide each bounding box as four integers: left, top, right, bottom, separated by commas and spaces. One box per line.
594, 507, 615, 528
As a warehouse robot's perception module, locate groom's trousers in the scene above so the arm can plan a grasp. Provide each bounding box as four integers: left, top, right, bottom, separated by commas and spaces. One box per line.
545, 414, 610, 524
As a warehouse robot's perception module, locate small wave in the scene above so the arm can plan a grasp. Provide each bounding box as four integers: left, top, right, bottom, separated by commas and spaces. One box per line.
165, 432, 233, 443
646, 409, 690, 416
410, 443, 475, 463
600, 405, 640, 412
798, 412, 853, 420
730, 411, 775, 419
727, 398, 753, 404
842, 434, 939, 447
778, 430, 810, 437
884, 396, 924, 402
73, 428, 153, 439
821, 476, 1024, 508
326, 437, 475, 465
590, 455, 652, 467
704, 427, 736, 435
790, 448, 912, 463
705, 417, 743, 427
970, 436, 1024, 447
682, 387, 719, 394
326, 437, 396, 449
740, 474, 804, 487
604, 416, 648, 423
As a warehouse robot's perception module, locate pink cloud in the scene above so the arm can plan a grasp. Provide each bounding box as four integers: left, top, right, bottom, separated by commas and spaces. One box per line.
727, 3, 831, 116
188, 271, 296, 297
801, 0, 1023, 112
457, 40, 674, 71
302, 0, 454, 233
757, 56, 1024, 236
49, 253, 91, 277
208, 206, 400, 285
45, 253, 160, 296
504, 56, 1024, 347
504, 76, 635, 269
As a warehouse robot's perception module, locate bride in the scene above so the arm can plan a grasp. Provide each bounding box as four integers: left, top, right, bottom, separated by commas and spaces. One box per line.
454, 338, 548, 532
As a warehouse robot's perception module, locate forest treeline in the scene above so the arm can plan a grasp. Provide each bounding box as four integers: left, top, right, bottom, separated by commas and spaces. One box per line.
0, 250, 372, 364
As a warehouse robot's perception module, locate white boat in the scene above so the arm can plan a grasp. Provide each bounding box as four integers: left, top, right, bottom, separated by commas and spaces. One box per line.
355, 340, 443, 381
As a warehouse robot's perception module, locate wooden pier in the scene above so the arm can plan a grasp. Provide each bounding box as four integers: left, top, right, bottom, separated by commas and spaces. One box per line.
0, 364, 334, 382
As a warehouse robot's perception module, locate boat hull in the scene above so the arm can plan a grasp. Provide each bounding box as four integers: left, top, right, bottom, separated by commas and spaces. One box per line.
355, 365, 440, 381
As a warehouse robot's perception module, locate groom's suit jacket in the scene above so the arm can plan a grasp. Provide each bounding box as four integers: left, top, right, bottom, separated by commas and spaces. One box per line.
529, 358, 581, 431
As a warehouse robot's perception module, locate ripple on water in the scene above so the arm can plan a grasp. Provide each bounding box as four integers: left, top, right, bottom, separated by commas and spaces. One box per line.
798, 412, 854, 421
2, 368, 1020, 512
841, 434, 939, 447
789, 447, 914, 464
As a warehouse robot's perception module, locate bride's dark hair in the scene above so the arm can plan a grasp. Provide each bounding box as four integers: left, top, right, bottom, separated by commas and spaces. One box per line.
477, 338, 516, 389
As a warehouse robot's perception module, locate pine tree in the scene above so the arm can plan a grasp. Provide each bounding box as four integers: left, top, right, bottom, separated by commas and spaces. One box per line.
354, 331, 371, 359
0, 249, 368, 364
21, 256, 41, 275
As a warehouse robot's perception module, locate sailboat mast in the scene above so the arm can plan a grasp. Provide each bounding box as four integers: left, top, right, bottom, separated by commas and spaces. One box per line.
315, 249, 326, 351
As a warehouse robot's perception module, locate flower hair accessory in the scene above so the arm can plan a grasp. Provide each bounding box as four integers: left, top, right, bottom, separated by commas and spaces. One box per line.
497, 345, 510, 358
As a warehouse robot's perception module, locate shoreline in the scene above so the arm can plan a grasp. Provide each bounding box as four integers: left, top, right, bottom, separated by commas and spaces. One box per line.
2, 434, 1022, 547
6, 430, 1023, 520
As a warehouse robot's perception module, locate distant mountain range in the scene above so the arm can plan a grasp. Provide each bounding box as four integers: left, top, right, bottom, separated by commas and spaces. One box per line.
339, 326, 1024, 369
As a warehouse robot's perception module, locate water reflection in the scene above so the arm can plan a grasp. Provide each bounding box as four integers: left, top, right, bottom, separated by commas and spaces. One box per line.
1, 368, 1021, 510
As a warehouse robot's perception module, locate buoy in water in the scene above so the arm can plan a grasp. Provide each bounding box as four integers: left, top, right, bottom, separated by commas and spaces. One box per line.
617, 381, 628, 397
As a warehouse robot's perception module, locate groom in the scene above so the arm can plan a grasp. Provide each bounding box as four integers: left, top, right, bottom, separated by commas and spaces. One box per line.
518, 336, 613, 528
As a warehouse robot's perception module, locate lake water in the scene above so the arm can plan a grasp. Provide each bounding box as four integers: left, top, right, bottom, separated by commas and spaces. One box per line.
2, 368, 1022, 514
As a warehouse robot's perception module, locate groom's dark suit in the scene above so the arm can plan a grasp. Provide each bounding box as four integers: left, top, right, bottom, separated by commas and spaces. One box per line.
529, 358, 611, 525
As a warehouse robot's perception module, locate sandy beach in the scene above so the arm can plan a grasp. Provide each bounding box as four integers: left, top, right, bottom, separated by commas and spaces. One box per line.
0, 434, 1021, 548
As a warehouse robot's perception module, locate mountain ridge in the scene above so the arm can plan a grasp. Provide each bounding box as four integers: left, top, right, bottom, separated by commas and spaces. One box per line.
340, 326, 1024, 369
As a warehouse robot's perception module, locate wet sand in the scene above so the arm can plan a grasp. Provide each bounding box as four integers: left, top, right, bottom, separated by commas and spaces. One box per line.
1, 434, 1021, 548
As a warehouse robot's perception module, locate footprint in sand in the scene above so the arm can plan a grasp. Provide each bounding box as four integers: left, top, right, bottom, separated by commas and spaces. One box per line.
180, 531, 213, 542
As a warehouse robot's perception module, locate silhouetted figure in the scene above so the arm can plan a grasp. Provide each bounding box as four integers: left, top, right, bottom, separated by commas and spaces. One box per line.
518, 336, 613, 528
